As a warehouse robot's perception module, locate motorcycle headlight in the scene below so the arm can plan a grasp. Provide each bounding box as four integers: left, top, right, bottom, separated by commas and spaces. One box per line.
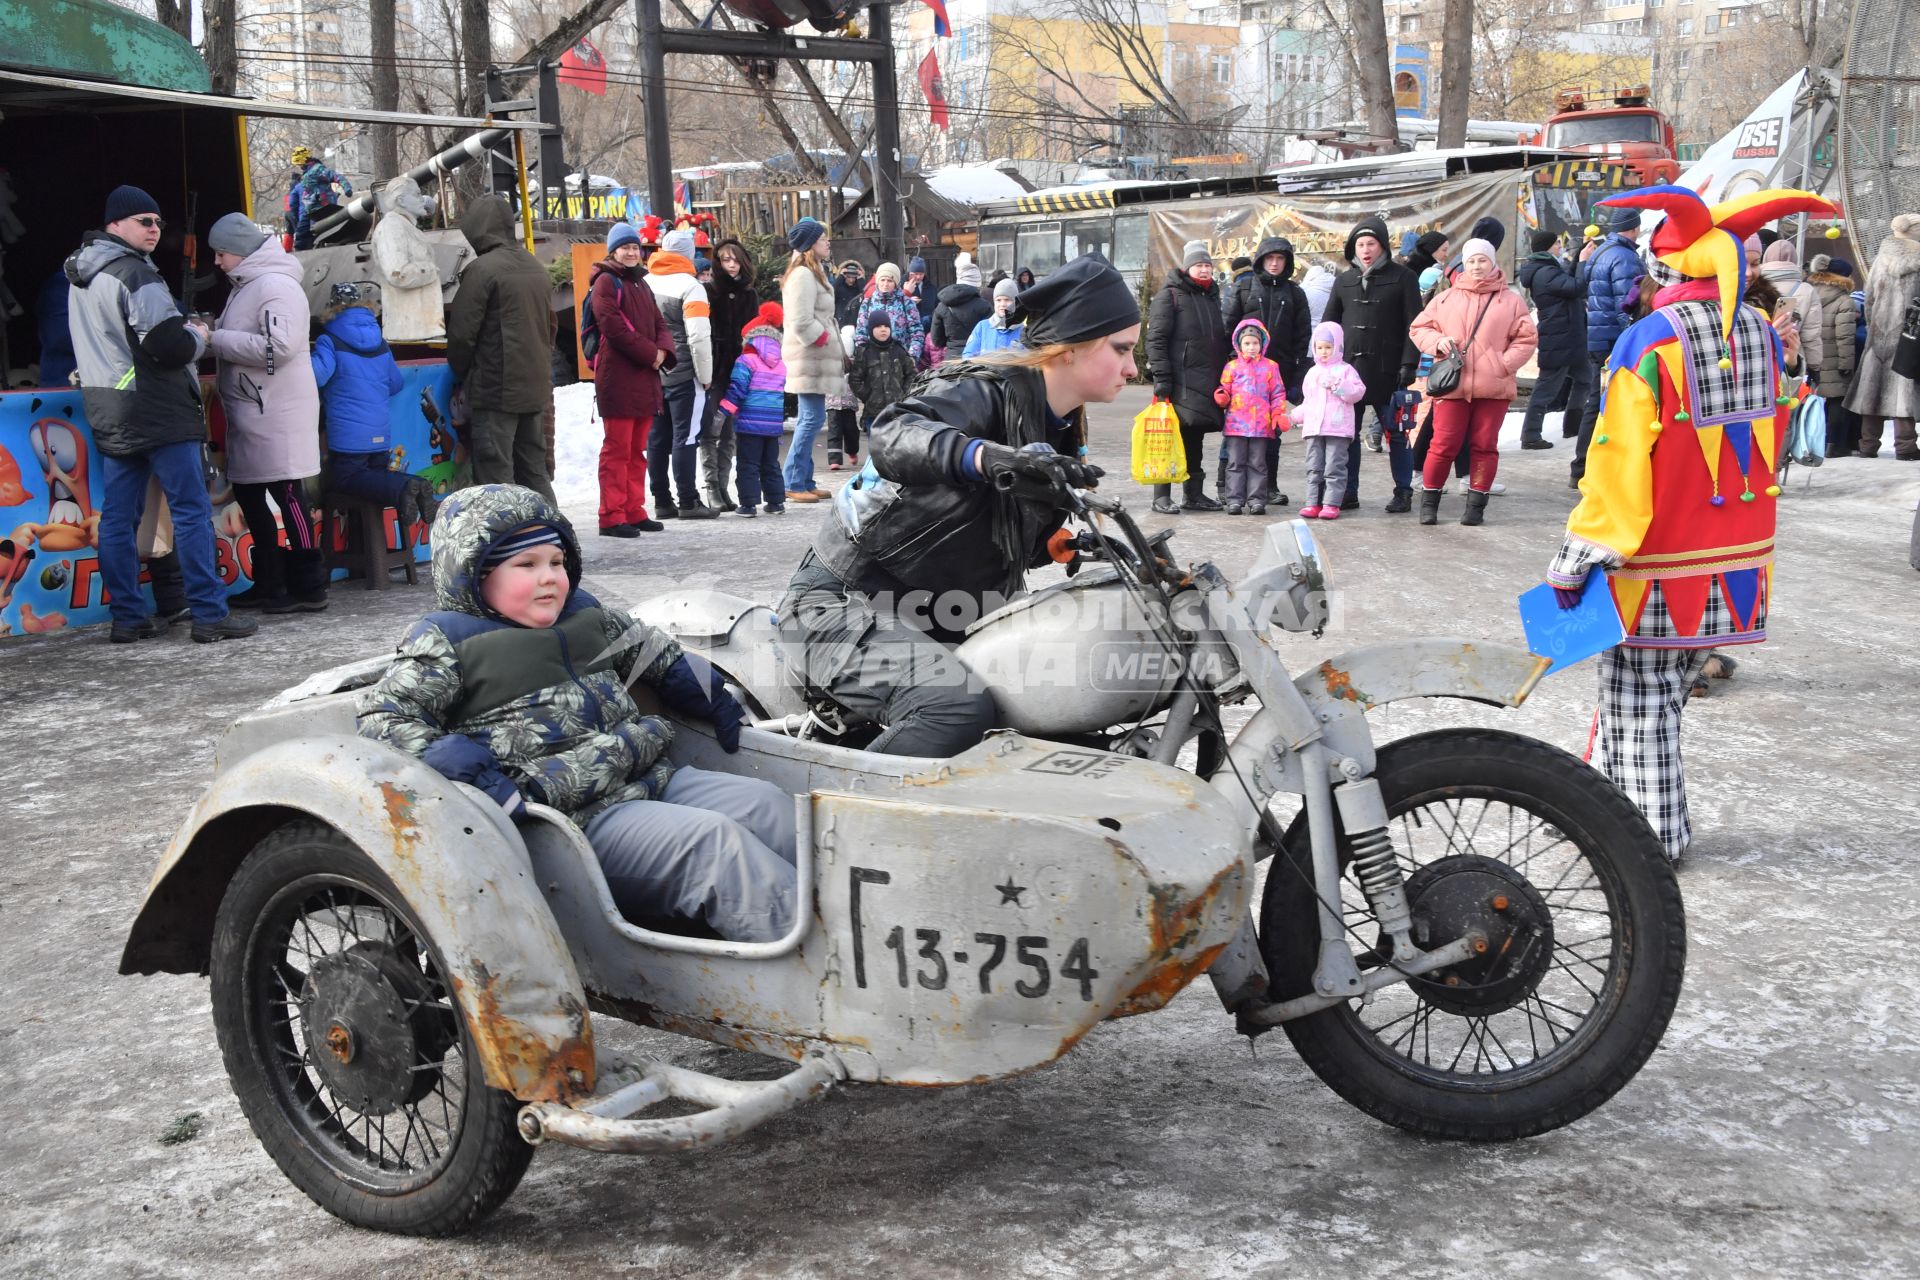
1241, 518, 1334, 634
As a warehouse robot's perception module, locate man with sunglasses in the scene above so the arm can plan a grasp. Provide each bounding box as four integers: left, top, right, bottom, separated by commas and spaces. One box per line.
66, 184, 255, 643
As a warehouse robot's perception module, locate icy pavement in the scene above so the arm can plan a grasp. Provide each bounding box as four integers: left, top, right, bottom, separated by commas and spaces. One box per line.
1, 387, 1916, 1279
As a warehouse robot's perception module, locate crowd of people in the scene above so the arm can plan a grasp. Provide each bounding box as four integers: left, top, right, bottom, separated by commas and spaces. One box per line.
1140, 204, 1920, 538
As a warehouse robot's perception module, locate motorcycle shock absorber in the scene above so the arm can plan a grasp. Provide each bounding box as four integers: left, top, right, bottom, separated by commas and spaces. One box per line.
1348, 823, 1413, 939
1333, 774, 1416, 953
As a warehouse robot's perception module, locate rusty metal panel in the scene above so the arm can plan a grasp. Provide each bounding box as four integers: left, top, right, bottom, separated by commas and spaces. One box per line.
524, 732, 1251, 1086
123, 727, 596, 1106
1301, 639, 1550, 713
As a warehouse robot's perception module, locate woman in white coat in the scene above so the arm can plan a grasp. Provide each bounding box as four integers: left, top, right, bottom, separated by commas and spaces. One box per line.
779, 218, 845, 502
207, 213, 324, 612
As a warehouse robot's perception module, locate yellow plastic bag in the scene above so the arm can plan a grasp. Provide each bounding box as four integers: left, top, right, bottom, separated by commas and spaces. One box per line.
1131, 398, 1187, 485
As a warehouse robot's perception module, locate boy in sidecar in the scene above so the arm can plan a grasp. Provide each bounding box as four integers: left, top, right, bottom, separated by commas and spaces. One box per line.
356, 483, 796, 940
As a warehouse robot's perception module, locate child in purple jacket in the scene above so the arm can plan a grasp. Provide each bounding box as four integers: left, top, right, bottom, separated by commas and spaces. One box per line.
1211, 318, 1291, 515
720, 302, 788, 516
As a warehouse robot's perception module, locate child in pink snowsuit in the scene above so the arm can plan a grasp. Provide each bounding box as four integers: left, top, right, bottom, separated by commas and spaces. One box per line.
1212, 318, 1291, 514
1296, 321, 1369, 519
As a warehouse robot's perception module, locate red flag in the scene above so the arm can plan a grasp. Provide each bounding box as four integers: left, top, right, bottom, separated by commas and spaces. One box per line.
918, 48, 948, 131
558, 37, 607, 95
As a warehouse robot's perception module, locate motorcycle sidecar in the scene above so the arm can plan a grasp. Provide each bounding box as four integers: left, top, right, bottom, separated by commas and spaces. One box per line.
121, 657, 1252, 1234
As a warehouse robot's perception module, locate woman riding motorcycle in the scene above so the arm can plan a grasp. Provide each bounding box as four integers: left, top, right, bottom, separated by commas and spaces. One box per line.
779, 254, 1141, 756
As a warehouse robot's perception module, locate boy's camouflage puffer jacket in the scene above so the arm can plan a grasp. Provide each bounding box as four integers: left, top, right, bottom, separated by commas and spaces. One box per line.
357, 484, 685, 823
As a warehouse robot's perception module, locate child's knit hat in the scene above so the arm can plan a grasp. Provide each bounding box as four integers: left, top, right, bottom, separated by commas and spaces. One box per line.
481, 522, 565, 573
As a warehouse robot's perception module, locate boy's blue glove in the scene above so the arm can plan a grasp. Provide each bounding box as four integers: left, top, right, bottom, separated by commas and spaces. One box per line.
421, 733, 526, 816
658, 654, 746, 753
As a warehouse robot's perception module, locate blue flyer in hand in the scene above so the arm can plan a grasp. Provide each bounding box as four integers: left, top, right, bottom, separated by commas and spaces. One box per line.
1518, 573, 1626, 676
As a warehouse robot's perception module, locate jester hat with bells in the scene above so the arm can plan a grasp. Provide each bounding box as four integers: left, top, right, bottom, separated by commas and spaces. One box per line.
1596, 185, 1840, 353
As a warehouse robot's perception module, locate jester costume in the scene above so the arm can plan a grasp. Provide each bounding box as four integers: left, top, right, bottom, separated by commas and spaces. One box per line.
1545, 186, 1836, 859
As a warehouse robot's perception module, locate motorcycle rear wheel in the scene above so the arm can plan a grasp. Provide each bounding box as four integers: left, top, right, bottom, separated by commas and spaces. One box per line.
1259, 728, 1686, 1140
209, 820, 534, 1234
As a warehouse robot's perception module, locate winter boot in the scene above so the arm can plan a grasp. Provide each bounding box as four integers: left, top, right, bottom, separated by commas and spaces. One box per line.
1384, 486, 1413, 514
1418, 488, 1442, 525
265, 549, 329, 613
145, 552, 192, 626
1460, 489, 1490, 526
1894, 418, 1920, 460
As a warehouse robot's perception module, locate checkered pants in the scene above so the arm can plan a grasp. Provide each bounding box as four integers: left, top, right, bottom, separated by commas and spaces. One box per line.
1595, 645, 1713, 861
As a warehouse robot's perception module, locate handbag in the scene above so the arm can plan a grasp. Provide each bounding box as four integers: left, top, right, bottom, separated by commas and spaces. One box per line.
1425, 294, 1493, 398
1130, 398, 1187, 484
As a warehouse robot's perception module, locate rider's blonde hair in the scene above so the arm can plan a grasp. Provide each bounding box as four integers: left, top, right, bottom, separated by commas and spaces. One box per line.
970, 335, 1105, 369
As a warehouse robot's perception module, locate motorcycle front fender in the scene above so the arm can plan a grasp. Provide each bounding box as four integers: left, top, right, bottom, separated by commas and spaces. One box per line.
1208, 637, 1550, 818
119, 734, 596, 1105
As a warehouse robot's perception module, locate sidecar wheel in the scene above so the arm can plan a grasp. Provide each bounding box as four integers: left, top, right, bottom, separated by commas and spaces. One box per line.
1259, 728, 1686, 1140
209, 820, 534, 1235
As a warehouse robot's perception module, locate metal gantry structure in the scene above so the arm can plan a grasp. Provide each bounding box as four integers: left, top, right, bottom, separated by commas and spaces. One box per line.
634, 0, 906, 264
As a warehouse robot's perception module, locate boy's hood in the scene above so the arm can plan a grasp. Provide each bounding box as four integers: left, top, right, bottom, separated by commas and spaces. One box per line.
938, 281, 982, 305
323, 305, 387, 352
1231, 316, 1271, 355
1312, 320, 1345, 363
459, 197, 518, 256
743, 325, 781, 353
1252, 236, 1295, 281
428, 484, 582, 617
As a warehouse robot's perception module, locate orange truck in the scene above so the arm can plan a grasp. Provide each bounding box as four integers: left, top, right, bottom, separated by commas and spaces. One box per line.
1532, 85, 1681, 187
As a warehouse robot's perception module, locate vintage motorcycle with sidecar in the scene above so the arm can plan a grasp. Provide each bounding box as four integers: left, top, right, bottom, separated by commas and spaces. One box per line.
121, 484, 1685, 1237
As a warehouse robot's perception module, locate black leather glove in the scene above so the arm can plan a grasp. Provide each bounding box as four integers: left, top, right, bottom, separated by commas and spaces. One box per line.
974, 442, 1104, 491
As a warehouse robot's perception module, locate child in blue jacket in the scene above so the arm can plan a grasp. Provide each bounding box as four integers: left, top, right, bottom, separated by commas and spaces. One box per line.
312, 284, 435, 528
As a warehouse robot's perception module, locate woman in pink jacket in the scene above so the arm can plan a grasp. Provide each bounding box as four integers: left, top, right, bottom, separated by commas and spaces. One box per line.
1409, 238, 1538, 525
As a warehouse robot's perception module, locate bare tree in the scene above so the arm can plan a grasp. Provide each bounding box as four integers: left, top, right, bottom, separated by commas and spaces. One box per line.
201, 0, 236, 94
990, 0, 1245, 164
1463, 1, 1650, 123
1344, 0, 1400, 150
369, 0, 400, 176
1437, 0, 1473, 149
458, 0, 492, 118
154, 0, 191, 38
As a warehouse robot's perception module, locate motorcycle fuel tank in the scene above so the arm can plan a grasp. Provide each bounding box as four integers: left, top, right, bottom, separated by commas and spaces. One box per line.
955, 568, 1229, 737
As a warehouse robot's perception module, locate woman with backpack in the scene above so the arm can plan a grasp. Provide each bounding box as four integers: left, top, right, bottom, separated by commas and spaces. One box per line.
589, 222, 674, 536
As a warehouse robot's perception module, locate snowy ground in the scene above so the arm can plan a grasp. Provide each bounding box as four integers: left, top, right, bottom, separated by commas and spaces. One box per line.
2, 386, 1918, 1278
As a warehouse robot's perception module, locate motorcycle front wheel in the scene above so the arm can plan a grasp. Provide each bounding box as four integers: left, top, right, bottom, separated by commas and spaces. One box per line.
1259, 728, 1686, 1140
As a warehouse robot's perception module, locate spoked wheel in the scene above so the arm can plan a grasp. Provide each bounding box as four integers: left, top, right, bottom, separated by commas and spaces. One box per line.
1259, 728, 1686, 1140
210, 820, 533, 1234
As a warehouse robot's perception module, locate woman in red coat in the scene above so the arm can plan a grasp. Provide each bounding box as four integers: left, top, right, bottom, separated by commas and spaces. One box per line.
592, 222, 676, 536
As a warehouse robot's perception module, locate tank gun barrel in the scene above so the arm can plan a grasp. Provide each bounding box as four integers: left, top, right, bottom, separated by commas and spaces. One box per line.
310, 127, 512, 240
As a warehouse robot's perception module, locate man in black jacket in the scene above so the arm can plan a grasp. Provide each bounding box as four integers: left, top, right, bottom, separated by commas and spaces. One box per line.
1146, 241, 1232, 514
1515, 230, 1590, 449
1322, 216, 1422, 512
1224, 236, 1311, 501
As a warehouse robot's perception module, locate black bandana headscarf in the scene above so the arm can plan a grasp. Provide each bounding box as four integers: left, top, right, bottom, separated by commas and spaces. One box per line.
1013, 252, 1140, 347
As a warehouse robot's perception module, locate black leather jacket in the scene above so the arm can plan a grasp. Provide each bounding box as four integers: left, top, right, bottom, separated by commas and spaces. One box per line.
809, 361, 1080, 601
